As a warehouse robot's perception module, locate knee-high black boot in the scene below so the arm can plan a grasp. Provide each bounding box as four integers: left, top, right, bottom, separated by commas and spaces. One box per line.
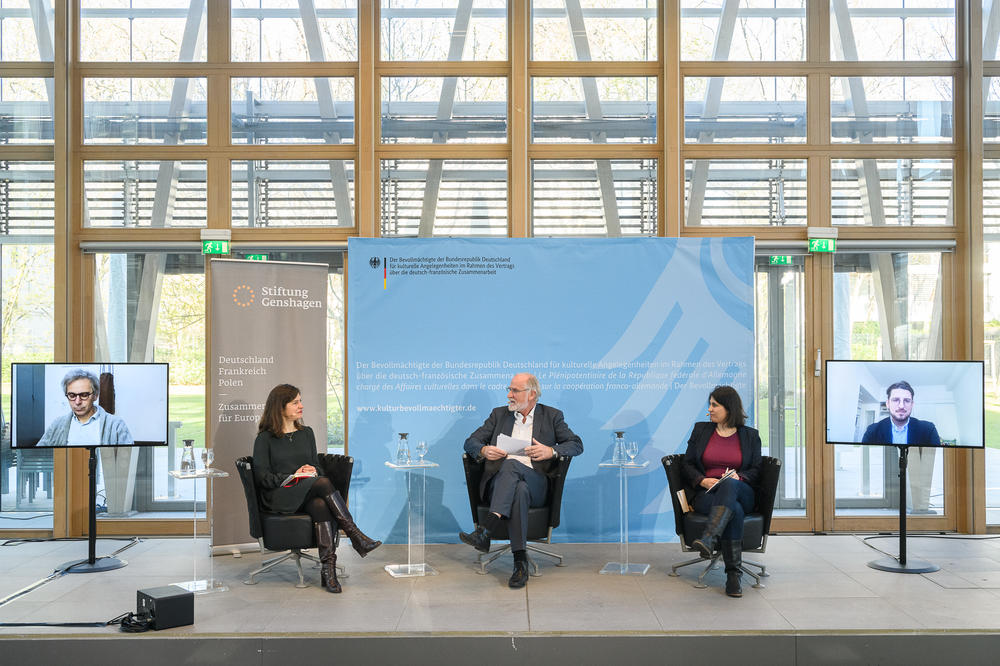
323, 490, 381, 557
721, 539, 742, 598
315, 521, 341, 593
692, 506, 733, 558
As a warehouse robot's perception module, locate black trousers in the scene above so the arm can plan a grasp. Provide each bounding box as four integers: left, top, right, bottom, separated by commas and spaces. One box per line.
485, 459, 548, 551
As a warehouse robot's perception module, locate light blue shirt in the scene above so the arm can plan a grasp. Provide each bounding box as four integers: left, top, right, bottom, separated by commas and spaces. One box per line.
67, 405, 105, 445
891, 419, 909, 445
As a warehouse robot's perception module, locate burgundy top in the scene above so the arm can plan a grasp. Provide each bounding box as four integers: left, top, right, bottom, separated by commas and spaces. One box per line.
702, 430, 742, 480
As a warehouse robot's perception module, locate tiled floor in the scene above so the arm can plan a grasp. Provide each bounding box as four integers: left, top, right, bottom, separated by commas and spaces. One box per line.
3, 534, 1000, 635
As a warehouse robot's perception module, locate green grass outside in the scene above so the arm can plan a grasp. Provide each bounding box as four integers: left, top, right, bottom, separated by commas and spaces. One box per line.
169, 386, 205, 447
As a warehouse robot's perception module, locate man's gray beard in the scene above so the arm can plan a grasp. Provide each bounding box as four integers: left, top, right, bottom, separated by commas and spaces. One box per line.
507, 402, 517, 412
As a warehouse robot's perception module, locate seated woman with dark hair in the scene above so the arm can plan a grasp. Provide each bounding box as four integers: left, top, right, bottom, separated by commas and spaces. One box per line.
253, 383, 381, 593
681, 385, 762, 598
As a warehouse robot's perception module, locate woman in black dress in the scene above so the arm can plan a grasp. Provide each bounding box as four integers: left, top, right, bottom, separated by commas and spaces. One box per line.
681, 385, 762, 597
253, 383, 380, 592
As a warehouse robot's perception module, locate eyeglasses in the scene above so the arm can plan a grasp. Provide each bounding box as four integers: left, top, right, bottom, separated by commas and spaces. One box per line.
66, 391, 94, 401
507, 387, 530, 393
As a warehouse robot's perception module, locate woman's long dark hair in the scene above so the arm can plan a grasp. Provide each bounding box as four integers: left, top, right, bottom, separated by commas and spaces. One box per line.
709, 385, 746, 429
258, 383, 304, 437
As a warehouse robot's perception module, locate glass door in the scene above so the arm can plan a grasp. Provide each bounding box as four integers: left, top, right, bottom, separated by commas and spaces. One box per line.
831, 251, 949, 525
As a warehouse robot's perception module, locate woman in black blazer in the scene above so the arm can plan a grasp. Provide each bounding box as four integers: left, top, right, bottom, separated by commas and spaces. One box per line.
681, 385, 762, 597
253, 383, 380, 592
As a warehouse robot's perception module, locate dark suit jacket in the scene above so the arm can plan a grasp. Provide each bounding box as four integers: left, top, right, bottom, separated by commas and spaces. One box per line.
681, 421, 763, 500
464, 403, 583, 499
861, 416, 941, 446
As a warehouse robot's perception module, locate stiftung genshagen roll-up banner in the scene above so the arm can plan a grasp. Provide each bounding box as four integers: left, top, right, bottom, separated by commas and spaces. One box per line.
210, 258, 329, 550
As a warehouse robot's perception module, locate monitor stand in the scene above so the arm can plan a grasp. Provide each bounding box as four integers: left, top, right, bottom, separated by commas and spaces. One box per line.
867, 445, 939, 574
59, 446, 128, 574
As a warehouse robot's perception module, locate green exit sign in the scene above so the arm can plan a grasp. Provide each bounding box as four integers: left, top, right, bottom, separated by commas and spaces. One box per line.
245, 254, 268, 261
202, 240, 231, 255
769, 255, 793, 265
808, 238, 836, 253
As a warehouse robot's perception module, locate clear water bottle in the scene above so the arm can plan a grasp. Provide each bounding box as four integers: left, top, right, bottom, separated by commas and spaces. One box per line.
395, 433, 410, 464
612, 431, 626, 464
180, 439, 196, 472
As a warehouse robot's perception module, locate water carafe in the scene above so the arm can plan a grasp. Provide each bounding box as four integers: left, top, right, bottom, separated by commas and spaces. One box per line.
180, 439, 196, 472
395, 432, 410, 464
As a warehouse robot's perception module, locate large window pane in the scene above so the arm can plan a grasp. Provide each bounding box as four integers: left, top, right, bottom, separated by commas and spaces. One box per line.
80, 0, 207, 62
84, 78, 208, 145
232, 77, 355, 145
381, 77, 506, 144
232, 0, 358, 62
0, 161, 54, 236
532, 77, 656, 144
232, 160, 355, 228
0, 78, 53, 144
0, 0, 53, 61
94, 253, 206, 517
833, 252, 944, 517
84, 161, 207, 228
1, 161, 54, 528
986, 0, 1000, 60
685, 76, 806, 144
756, 256, 806, 516
532, 0, 656, 61
831, 1, 955, 61
681, 1, 806, 61
684, 159, 807, 226
380, 159, 507, 236
831, 158, 953, 226
985, 77, 1000, 143
531, 159, 657, 236
985, 160, 1000, 525
832, 76, 953, 143
381, 0, 506, 61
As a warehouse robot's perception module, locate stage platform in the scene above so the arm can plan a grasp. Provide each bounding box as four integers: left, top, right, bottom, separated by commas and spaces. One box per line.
2, 534, 1000, 664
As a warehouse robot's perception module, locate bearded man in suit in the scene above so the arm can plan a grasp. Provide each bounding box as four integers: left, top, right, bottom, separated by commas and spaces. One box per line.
459, 372, 583, 588
861, 380, 941, 446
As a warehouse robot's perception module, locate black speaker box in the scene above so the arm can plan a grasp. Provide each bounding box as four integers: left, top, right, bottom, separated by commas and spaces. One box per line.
136, 585, 194, 630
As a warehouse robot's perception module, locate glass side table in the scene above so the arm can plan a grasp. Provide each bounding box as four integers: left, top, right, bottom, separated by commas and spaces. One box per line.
384, 459, 439, 577
598, 459, 650, 576
168, 467, 230, 594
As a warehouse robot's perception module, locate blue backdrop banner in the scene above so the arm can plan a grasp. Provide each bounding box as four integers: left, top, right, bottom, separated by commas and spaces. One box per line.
347, 237, 754, 543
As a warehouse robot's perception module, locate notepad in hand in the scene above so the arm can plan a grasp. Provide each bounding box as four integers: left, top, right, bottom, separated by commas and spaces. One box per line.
281, 471, 317, 486
706, 468, 738, 493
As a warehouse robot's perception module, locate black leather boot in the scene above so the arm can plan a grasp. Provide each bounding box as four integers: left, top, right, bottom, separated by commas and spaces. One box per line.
721, 539, 743, 598
692, 506, 733, 558
323, 490, 382, 557
315, 521, 341, 593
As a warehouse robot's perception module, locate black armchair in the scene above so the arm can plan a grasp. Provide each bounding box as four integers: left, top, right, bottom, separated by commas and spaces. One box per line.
462, 453, 572, 575
236, 453, 353, 588
661, 453, 781, 588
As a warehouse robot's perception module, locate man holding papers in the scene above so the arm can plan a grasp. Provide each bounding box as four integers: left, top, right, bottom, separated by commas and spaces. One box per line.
459, 372, 583, 588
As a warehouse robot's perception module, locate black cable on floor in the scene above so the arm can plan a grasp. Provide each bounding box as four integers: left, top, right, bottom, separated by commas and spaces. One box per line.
0, 611, 149, 631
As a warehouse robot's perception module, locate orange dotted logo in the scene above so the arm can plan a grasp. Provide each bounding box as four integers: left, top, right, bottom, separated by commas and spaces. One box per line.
233, 284, 255, 308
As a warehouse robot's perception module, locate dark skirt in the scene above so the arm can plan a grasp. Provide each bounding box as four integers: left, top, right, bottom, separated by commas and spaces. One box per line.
263, 475, 319, 514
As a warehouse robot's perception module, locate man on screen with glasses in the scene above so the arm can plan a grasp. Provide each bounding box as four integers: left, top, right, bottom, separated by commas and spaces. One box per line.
459, 372, 582, 589
37, 368, 133, 447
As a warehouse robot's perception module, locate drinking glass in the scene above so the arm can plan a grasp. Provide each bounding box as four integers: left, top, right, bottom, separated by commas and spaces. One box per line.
625, 440, 638, 462
201, 448, 215, 470
415, 440, 427, 462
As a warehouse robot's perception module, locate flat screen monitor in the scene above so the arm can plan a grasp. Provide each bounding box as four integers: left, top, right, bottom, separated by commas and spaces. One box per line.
825, 360, 984, 449
10, 363, 169, 448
